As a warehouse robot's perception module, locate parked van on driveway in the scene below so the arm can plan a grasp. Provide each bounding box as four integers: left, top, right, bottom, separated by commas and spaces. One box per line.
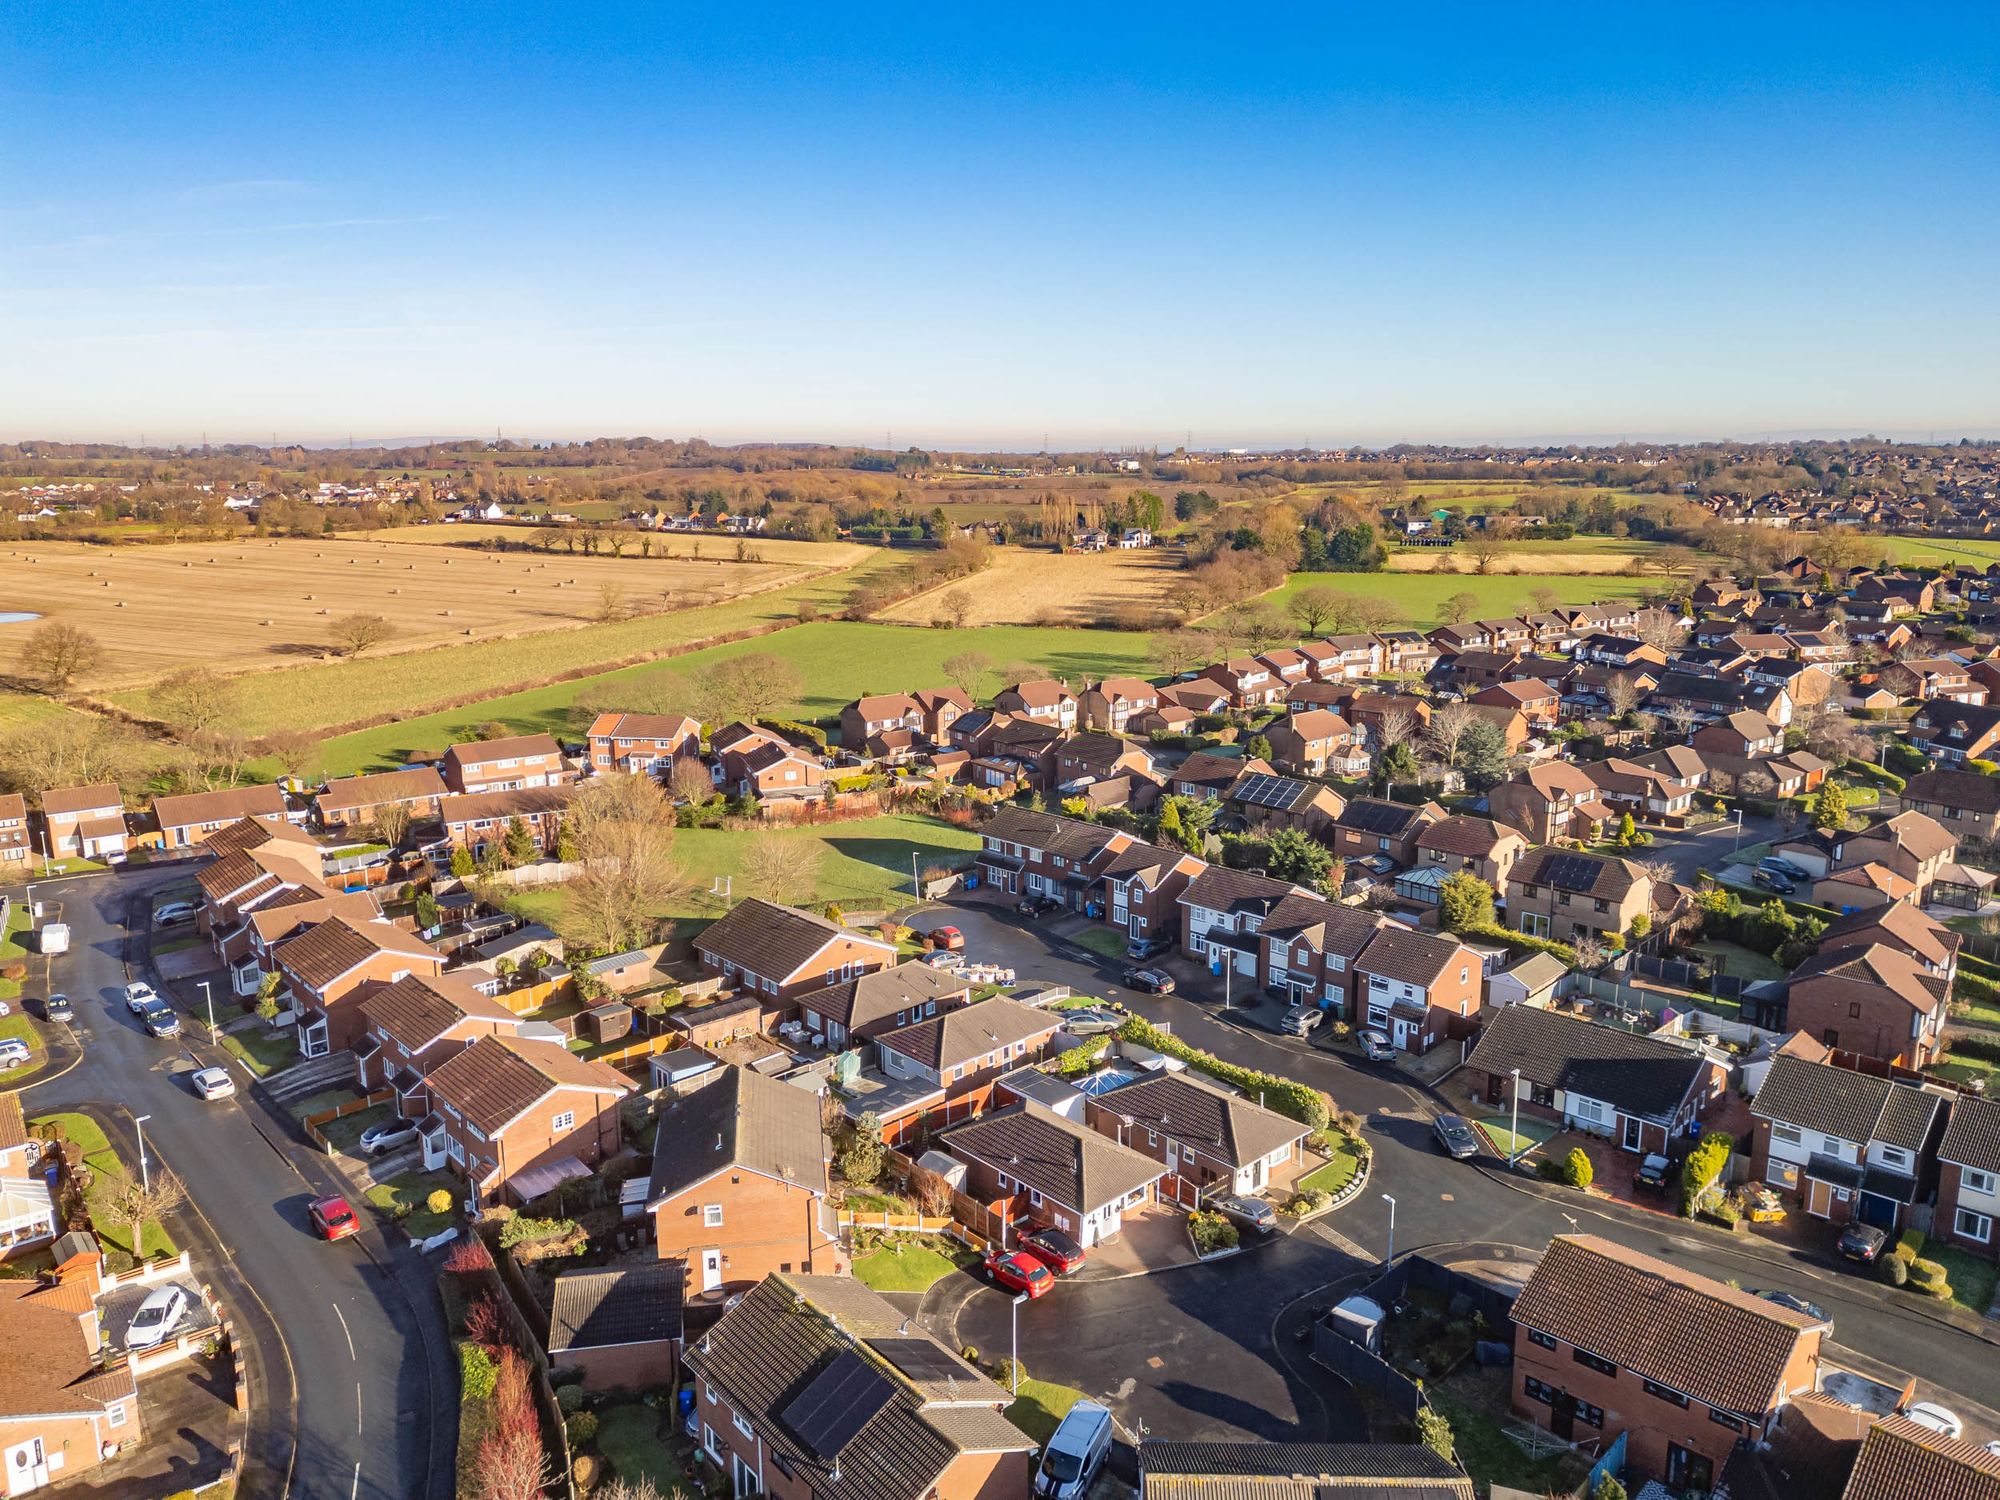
1035, 1400, 1113, 1500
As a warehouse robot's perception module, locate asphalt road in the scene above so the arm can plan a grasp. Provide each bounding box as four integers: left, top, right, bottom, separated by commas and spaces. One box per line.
10, 868, 447, 1500
912, 896, 2000, 1439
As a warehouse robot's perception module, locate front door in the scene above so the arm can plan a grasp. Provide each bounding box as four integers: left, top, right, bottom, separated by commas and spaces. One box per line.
700, 1248, 723, 1292
5, 1438, 49, 1495
1807, 1178, 1833, 1218
1621, 1116, 1644, 1152
1549, 1390, 1576, 1442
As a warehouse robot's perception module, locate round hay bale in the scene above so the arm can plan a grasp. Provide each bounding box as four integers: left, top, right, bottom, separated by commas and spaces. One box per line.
304, 594, 313, 600
102, 580, 109, 587
389, 587, 400, 595
116, 601, 125, 608
462, 628, 473, 635
261, 619, 273, 626
317, 608, 329, 616
441, 609, 452, 617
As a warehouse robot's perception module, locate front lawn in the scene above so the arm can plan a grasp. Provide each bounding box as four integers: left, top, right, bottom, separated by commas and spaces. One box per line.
221, 1026, 297, 1077
288, 1087, 362, 1123
318, 1102, 394, 1155
0, 1014, 50, 1085
594, 1403, 688, 1493
1299, 1146, 1364, 1195
1070, 928, 1128, 960
852, 1239, 973, 1293
34, 1111, 177, 1260
32, 1111, 111, 1156
364, 1169, 460, 1238
1931, 1245, 2000, 1317
1476, 1114, 1559, 1160
1005, 1376, 1089, 1445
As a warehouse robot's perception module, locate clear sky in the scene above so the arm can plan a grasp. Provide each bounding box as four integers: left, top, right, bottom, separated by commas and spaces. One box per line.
3, 3, 1996, 448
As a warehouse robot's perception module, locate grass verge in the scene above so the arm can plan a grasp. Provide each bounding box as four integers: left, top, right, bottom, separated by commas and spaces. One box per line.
852, 1240, 973, 1294
34, 1111, 177, 1260
1005, 1376, 1089, 1445
1299, 1147, 1364, 1195
221, 1027, 298, 1077
1069, 928, 1128, 960
1932, 1246, 2000, 1317
0, 1014, 50, 1085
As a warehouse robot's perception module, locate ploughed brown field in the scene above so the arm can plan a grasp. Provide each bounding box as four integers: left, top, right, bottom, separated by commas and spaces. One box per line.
874, 545, 1186, 627
0, 537, 835, 690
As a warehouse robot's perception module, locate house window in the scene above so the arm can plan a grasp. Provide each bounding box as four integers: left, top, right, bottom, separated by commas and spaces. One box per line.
1527, 1328, 1557, 1351
998, 1173, 1012, 1191
1772, 1124, 1803, 1146
552, 1111, 576, 1133
1709, 1410, 1744, 1432
1849, 1001, 1863, 1018
733, 1413, 755, 1440
1572, 1348, 1618, 1377
107, 1400, 127, 1428
1966, 1168, 1997, 1195
1643, 1379, 1689, 1407
1878, 1146, 1911, 1169
704, 1382, 717, 1404
704, 1204, 724, 1228
1956, 1208, 1993, 1243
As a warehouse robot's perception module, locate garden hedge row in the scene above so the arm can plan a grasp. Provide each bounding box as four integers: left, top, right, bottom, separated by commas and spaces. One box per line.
1118, 1017, 1330, 1128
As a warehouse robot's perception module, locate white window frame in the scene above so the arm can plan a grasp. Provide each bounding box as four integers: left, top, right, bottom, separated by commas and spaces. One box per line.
551, 1110, 576, 1133
1957, 1207, 1993, 1244
704, 1203, 724, 1228
1966, 1167, 1997, 1195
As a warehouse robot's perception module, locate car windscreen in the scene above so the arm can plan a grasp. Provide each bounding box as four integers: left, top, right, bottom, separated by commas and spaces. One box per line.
1042, 1449, 1084, 1482
132, 1305, 165, 1327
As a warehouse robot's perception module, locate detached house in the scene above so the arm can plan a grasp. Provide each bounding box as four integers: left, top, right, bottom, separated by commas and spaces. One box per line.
1082, 677, 1161, 733
993, 679, 1078, 728
1749, 1054, 1947, 1231
1830, 810, 1959, 903
1327, 796, 1444, 867
646, 1066, 843, 1295
585, 712, 700, 775
1506, 846, 1654, 948
1902, 767, 2000, 847
0, 1247, 142, 1492
1199, 657, 1284, 710
1488, 762, 1615, 846
1087, 1073, 1309, 1204
1912, 700, 2000, 764
1786, 943, 1949, 1067
1413, 814, 1527, 889
1350, 925, 1481, 1053
36, 783, 127, 863
0, 795, 27, 873
1510, 1234, 1823, 1491
1264, 710, 1368, 778
440, 733, 570, 794
695, 899, 896, 1002
420, 1034, 630, 1207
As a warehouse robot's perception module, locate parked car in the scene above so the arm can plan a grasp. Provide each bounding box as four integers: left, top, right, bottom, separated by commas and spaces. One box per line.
309, 1195, 361, 1241
1752, 868, 1796, 894
1635, 1153, 1673, 1193
0, 1039, 30, 1071
1432, 1114, 1481, 1160
39, 993, 74, 1023
153, 901, 198, 926
921, 949, 967, 970
1122, 966, 1175, 995
357, 1117, 421, 1156
1757, 1290, 1830, 1328
1126, 934, 1172, 961
1015, 895, 1062, 918
1759, 855, 1810, 880
1904, 1402, 1964, 1440
1034, 1400, 1113, 1500
1019, 1226, 1086, 1275
124, 981, 159, 1013
190, 1067, 235, 1101
1281, 1005, 1323, 1037
141, 1002, 181, 1039
1357, 1030, 1397, 1063
1211, 1195, 1277, 1235
929, 925, 965, 952
1061, 1007, 1124, 1036
125, 1285, 192, 1351
1838, 1222, 1888, 1263
985, 1250, 1054, 1299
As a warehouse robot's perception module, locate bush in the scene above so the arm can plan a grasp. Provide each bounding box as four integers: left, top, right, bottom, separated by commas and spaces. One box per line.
1678, 1132, 1733, 1218
1561, 1147, 1593, 1189
556, 1383, 586, 1414
960, 1345, 979, 1364
1118, 1018, 1329, 1128
427, 1188, 454, 1215
497, 1214, 582, 1253
572, 1454, 601, 1491
458, 1339, 498, 1402
1893, 1228, 1925, 1264
1053, 1036, 1111, 1077
1878, 1253, 1908, 1287
566, 1410, 600, 1448
1456, 922, 1579, 969
1535, 1158, 1567, 1183
1188, 1210, 1240, 1254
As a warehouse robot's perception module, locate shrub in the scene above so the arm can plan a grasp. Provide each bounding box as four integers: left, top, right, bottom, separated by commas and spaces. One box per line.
1878, 1253, 1908, 1287
427, 1188, 454, 1215
443, 1237, 494, 1277
566, 1410, 600, 1448
1893, 1228, 1925, 1264
1678, 1132, 1733, 1218
1188, 1210, 1240, 1254
1118, 1018, 1329, 1128
497, 1214, 582, 1252
1416, 1406, 1455, 1464
458, 1339, 498, 1402
1053, 1035, 1111, 1077
1561, 1147, 1594, 1189
572, 1454, 601, 1491
556, 1383, 586, 1414
991, 1357, 1028, 1389
1455, 922, 1579, 968
1535, 1158, 1566, 1183
960, 1345, 980, 1363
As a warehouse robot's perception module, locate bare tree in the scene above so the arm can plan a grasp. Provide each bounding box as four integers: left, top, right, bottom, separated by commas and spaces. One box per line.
1662, 702, 1698, 740
742, 830, 818, 905
1436, 592, 1481, 625
691, 652, 804, 726
1603, 672, 1643, 718
152, 667, 238, 739
596, 582, 627, 623
1425, 701, 1479, 768
1632, 609, 1687, 653
1377, 707, 1420, 752
1572, 932, 1606, 971
668, 753, 715, 807
1149, 631, 1217, 679
1349, 595, 1403, 632
941, 651, 992, 700
109, 1168, 186, 1259
1288, 586, 1342, 637
371, 801, 413, 850
561, 774, 689, 953
329, 613, 396, 658
19, 621, 103, 691
0, 716, 144, 796
259, 729, 323, 784
936, 589, 972, 628
1526, 585, 1562, 615
1463, 531, 1508, 576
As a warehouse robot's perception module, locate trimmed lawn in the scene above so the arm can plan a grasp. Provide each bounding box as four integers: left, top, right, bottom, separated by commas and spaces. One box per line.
1477, 1115, 1559, 1160
594, 1404, 688, 1493
31, 1111, 111, 1156
1932, 1246, 2000, 1317
363, 1169, 460, 1238
0, 1013, 50, 1085
1692, 940, 1787, 985
1299, 1147, 1364, 1195
1070, 928, 1127, 960
313, 619, 1159, 775
852, 1240, 974, 1294
288, 1087, 361, 1123
1250, 571, 1651, 630
34, 1112, 177, 1260
1930, 1053, 2000, 1089
318, 1102, 394, 1155
222, 1026, 298, 1077
1005, 1377, 1089, 1445
844, 1190, 915, 1215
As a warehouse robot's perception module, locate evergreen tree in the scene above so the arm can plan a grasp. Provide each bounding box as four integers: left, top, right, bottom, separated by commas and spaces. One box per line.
1812, 780, 1848, 830
1437, 871, 1497, 933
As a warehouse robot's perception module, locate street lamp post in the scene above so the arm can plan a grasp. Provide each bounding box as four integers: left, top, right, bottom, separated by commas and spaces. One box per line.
1381, 1193, 1396, 1269
199, 980, 216, 1041
1011, 1292, 1029, 1395
134, 1114, 152, 1192
1509, 1067, 1523, 1166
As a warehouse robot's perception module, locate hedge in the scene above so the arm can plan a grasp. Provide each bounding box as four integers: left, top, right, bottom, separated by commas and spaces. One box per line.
1948, 1033, 2000, 1064
1118, 1017, 1330, 1129
762, 717, 829, 751
1678, 1132, 1732, 1218
1457, 922, 1579, 969
1844, 758, 1907, 794
1051, 1036, 1111, 1077
1957, 972, 2000, 1009
1960, 953, 2000, 984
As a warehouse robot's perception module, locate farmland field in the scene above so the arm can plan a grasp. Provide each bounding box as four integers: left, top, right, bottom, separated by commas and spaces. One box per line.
875, 546, 1183, 627
1874, 535, 2000, 568
1250, 570, 1653, 626
2, 536, 864, 692
339, 525, 862, 567
1382, 535, 1681, 574
109, 548, 907, 738
312, 619, 1159, 775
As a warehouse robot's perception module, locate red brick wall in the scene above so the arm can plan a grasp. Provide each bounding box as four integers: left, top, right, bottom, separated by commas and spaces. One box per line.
652, 1173, 845, 1289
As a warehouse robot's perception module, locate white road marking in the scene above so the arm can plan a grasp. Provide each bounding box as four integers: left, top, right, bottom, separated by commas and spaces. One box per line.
357, 1379, 364, 1434
333, 1301, 356, 1360
351, 1460, 360, 1500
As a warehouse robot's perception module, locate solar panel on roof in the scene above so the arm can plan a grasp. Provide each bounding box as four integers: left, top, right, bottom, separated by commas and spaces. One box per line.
866, 1336, 971, 1385
1233, 773, 1309, 810
779, 1350, 895, 1460
1544, 853, 1602, 893
1344, 800, 1409, 834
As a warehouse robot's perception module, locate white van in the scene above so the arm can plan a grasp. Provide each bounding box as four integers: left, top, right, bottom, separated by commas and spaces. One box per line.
1034, 1400, 1113, 1500
38, 922, 70, 955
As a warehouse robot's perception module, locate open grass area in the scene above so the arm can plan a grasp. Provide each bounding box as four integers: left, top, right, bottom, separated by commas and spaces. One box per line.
221, 1026, 298, 1077
1249, 571, 1652, 630
1692, 940, 1788, 985
1930, 1245, 2000, 1316
1930, 1052, 2000, 1089
1876, 535, 2000, 568
1005, 1376, 1089, 1445
314, 619, 1157, 774
1477, 1115, 1559, 1159
593, 1404, 688, 1493
0, 1014, 50, 1085
363, 1168, 460, 1238
851, 1239, 974, 1293
1070, 927, 1128, 960
1299, 1145, 1364, 1194
33, 1112, 177, 1259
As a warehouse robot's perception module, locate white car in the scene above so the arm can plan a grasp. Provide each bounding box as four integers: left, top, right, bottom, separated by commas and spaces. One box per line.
1904, 1402, 1964, 1440
124, 981, 159, 1013
125, 1285, 191, 1351
190, 1067, 236, 1101
0, 1039, 30, 1070
153, 902, 198, 928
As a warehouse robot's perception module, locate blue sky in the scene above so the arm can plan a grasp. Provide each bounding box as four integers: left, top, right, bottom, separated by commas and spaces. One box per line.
3, 4, 1996, 448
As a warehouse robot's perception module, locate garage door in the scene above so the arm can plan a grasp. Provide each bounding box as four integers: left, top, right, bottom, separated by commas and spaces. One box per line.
1857, 1192, 1899, 1229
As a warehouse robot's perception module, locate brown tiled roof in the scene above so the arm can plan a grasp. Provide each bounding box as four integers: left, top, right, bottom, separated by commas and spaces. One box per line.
1182, 866, 1306, 919
1791, 943, 1946, 1017
1354, 926, 1468, 990
273, 916, 441, 991
645, 1064, 827, 1204
1939, 1093, 2000, 1175
203, 813, 313, 857
1260, 893, 1388, 960
1509, 844, 1641, 901
1139, 1443, 1473, 1500
445, 733, 562, 767
695, 898, 894, 983
1093, 676, 1157, 703
1905, 768, 2000, 815
1170, 751, 1256, 792
1464, 1006, 1706, 1122
943, 1102, 1165, 1213
360, 972, 518, 1054
877, 997, 1060, 1072
426, 1035, 628, 1136
1101, 1073, 1306, 1168
980, 806, 1127, 866
1751, 1055, 1944, 1151
246, 889, 379, 944
1841, 1414, 2000, 1500
0, 794, 26, 854
0, 1094, 25, 1154
1415, 814, 1519, 859
685, 1274, 1024, 1500
1511, 1235, 1819, 1417
317, 766, 447, 814
792, 963, 968, 1032
436, 785, 573, 826
586, 712, 699, 742
38, 782, 121, 817
0, 1276, 137, 1418
999, 679, 1074, 709
1849, 809, 1960, 863
152, 783, 287, 830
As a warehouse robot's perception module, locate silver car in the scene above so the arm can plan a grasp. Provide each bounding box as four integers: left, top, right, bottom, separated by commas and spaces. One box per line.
1281, 1005, 1324, 1037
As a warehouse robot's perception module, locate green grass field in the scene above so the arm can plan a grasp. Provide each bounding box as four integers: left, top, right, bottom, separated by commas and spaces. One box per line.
1252, 570, 1652, 628
315, 621, 1157, 775
852, 1239, 973, 1293
1005, 1377, 1090, 1445
1876, 535, 2000, 568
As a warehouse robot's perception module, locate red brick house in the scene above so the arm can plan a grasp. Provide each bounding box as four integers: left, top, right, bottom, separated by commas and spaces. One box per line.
419, 1035, 630, 1206
645, 1065, 842, 1294
1487, 762, 1615, 845
729, 740, 828, 800
1786, 943, 1950, 1066
942, 1101, 1166, 1246
1327, 796, 1445, 867
0, 1247, 141, 1491
873, 997, 1062, 1108
1198, 657, 1284, 710
695, 899, 897, 1002
1351, 925, 1480, 1053
152, 784, 294, 848
791, 963, 972, 1048
585, 712, 700, 775
1510, 1234, 1824, 1490
273, 916, 446, 1057
1412, 814, 1527, 890
1935, 1094, 2000, 1258
36, 782, 127, 863
433, 785, 573, 860
1257, 893, 1392, 1014
1749, 1054, 1946, 1231
313, 767, 447, 832
1085, 1072, 1307, 1204
993, 679, 1079, 728
1082, 677, 1161, 733
354, 971, 533, 1112
1264, 709, 1368, 778
0, 794, 28, 875
546, 1262, 683, 1394
440, 733, 570, 795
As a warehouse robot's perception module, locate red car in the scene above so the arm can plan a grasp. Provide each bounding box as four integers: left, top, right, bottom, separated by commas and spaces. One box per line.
309, 1195, 360, 1241
930, 926, 965, 952
985, 1250, 1054, 1299
1019, 1226, 1086, 1275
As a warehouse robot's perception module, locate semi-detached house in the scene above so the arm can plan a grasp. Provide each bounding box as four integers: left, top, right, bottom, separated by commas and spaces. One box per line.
695, 899, 897, 1003
942, 1100, 1166, 1246
354, 971, 536, 1117
1786, 943, 1949, 1068
1256, 893, 1391, 1017
36, 782, 126, 862
273, 915, 446, 1057
584, 712, 700, 775
419, 1034, 630, 1207
1935, 1094, 2000, 1259
1086, 1072, 1308, 1206
441, 733, 569, 794
1351, 925, 1481, 1054
1179, 867, 1311, 980
1748, 1054, 1947, 1231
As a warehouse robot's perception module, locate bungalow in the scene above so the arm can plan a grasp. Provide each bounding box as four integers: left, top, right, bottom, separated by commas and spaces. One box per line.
1934, 1094, 2000, 1259
646, 1065, 842, 1294
152, 783, 294, 848
1086, 1072, 1308, 1203
729, 740, 827, 801
695, 898, 896, 1002
440, 733, 570, 795
421, 1035, 630, 1207
1749, 1054, 1946, 1230
314, 766, 447, 832
1351, 925, 1481, 1053
1464, 1006, 1721, 1154
36, 782, 127, 862
585, 712, 701, 775
942, 1100, 1168, 1246
1786, 943, 1949, 1067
